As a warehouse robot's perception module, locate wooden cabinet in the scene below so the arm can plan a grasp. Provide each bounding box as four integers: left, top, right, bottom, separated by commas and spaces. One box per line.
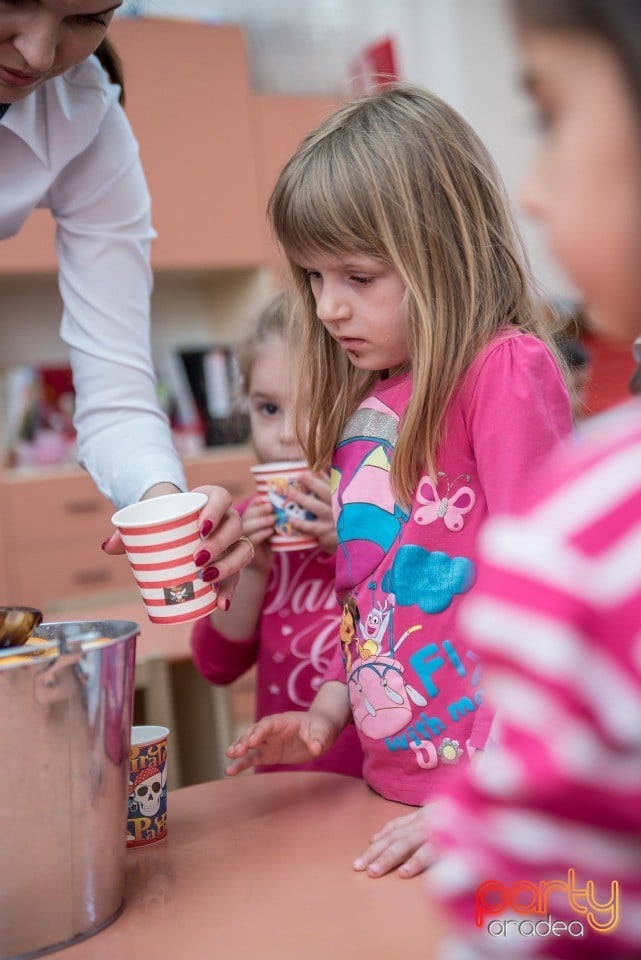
251, 94, 340, 264
0, 209, 56, 274
109, 19, 264, 270
0, 22, 341, 274
0, 446, 256, 609
0, 489, 9, 599
0, 20, 264, 273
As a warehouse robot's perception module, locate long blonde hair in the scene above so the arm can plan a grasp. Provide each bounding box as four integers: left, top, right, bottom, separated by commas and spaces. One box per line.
269, 84, 559, 508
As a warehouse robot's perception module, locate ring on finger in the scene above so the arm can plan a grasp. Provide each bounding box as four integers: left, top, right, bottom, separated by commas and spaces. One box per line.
236, 534, 255, 561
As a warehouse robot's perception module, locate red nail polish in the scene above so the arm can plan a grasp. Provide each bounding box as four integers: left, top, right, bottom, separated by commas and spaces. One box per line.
200, 520, 214, 538
194, 549, 211, 567
202, 566, 219, 582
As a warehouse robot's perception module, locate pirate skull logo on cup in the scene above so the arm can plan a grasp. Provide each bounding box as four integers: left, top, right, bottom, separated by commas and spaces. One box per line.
126, 726, 169, 847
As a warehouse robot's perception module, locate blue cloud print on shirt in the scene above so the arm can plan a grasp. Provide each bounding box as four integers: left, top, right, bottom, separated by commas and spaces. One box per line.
382, 544, 475, 613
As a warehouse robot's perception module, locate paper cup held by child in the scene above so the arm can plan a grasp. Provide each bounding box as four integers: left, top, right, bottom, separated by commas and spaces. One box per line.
112, 492, 217, 625
127, 725, 169, 848
250, 460, 317, 552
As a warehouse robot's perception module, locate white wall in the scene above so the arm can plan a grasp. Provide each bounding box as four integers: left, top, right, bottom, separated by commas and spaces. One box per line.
123, 0, 574, 300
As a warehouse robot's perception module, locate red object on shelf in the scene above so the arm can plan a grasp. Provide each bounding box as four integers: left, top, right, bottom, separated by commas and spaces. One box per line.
349, 37, 399, 94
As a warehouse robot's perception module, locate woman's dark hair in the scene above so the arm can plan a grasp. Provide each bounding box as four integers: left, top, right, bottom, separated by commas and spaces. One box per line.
512, 0, 641, 115
94, 38, 125, 106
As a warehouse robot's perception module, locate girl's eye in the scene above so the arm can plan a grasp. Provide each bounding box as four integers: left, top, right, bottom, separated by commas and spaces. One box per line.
260, 403, 279, 417
351, 275, 373, 285
74, 13, 109, 27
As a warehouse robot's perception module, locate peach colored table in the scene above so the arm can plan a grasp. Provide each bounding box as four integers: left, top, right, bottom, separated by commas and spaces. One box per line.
54, 772, 439, 960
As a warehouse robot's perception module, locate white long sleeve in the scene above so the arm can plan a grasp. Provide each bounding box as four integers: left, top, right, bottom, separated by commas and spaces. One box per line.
0, 56, 186, 508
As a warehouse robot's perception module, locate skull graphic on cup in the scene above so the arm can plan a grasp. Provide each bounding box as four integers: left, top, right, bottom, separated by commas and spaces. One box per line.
126, 726, 169, 847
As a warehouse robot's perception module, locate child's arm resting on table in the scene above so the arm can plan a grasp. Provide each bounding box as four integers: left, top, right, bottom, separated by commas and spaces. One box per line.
355, 748, 484, 879
353, 805, 437, 879
225, 680, 351, 774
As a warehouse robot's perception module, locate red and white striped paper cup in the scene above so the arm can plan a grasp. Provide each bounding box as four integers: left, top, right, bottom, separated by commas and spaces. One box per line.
111, 492, 217, 625
250, 460, 317, 552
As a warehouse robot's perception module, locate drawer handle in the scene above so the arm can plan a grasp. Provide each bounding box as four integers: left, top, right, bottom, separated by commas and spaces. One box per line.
64, 499, 102, 514
64, 499, 103, 515
72, 569, 111, 585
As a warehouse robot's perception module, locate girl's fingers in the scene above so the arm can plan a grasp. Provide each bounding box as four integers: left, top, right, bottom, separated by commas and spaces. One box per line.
369, 811, 418, 842
301, 471, 332, 502
225, 753, 257, 776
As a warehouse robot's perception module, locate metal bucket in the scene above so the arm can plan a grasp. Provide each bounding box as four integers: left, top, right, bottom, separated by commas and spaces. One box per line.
0, 620, 139, 960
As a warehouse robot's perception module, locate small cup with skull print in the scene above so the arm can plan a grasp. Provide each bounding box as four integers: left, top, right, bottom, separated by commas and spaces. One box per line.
127, 725, 170, 847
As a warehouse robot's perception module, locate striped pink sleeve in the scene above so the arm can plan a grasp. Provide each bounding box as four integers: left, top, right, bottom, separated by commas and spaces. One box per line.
428, 420, 641, 960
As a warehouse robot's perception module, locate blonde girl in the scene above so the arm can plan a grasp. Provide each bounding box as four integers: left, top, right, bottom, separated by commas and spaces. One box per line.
226, 85, 572, 877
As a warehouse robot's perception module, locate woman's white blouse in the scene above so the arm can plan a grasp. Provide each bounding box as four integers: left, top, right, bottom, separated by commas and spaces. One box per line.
0, 55, 186, 508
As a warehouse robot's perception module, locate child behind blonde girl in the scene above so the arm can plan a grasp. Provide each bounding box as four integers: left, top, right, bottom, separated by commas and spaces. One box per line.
226, 84, 572, 877
191, 294, 363, 777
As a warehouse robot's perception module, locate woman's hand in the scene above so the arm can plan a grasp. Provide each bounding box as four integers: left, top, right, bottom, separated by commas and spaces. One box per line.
101, 483, 252, 610
287, 471, 338, 554
352, 806, 436, 879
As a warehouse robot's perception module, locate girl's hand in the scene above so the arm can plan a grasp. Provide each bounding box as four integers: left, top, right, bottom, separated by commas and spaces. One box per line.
225, 710, 336, 774
287, 471, 338, 554
352, 806, 436, 879
238, 495, 276, 574
101, 484, 251, 611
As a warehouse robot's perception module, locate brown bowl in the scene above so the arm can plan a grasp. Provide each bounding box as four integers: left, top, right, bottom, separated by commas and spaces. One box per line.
0, 607, 43, 648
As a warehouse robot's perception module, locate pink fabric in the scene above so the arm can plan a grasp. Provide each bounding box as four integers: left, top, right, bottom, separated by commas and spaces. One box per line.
325, 332, 572, 805
429, 400, 641, 959
191, 501, 363, 777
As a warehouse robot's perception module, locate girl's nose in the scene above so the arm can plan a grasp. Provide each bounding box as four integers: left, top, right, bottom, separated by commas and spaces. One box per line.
13, 18, 58, 74
315, 282, 349, 326
280, 410, 300, 450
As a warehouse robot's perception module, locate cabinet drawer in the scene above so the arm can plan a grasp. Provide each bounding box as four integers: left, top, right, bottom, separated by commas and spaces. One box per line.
8, 544, 134, 609
184, 449, 256, 503
3, 451, 257, 551
3, 473, 113, 549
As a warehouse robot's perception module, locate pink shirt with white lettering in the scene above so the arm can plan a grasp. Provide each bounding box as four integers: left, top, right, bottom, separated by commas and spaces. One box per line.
191, 505, 363, 777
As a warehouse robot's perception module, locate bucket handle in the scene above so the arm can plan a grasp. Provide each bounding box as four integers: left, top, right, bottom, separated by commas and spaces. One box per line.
34, 649, 86, 704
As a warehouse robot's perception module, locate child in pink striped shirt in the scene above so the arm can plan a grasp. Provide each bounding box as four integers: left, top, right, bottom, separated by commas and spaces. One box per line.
430, 3, 641, 958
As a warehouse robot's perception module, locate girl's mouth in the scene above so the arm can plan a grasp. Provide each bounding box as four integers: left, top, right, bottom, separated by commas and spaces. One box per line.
338, 337, 366, 351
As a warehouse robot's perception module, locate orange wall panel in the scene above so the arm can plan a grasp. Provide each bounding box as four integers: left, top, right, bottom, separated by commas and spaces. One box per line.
251, 94, 340, 264
110, 19, 264, 270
